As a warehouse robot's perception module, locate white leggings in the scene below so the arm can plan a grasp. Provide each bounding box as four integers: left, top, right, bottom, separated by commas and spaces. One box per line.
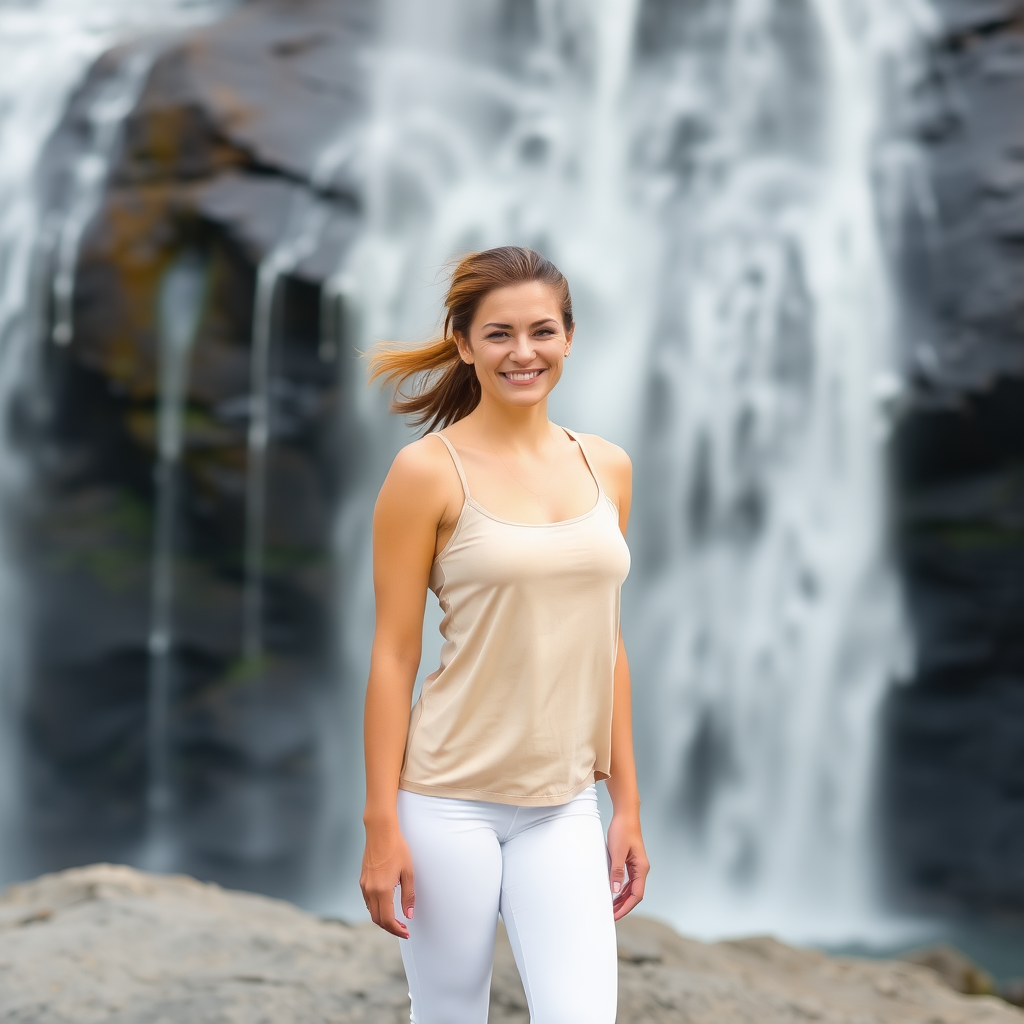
395, 785, 617, 1024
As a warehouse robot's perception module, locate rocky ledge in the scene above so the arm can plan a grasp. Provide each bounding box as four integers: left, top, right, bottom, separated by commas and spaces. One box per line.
0, 864, 1020, 1024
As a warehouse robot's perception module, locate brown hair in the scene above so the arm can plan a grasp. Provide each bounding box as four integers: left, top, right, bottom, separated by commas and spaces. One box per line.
366, 246, 573, 432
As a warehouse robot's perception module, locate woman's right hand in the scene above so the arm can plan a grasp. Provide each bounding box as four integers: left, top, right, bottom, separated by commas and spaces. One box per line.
360, 817, 416, 938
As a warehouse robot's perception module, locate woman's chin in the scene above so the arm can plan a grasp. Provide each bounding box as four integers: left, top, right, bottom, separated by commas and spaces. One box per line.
493, 387, 550, 409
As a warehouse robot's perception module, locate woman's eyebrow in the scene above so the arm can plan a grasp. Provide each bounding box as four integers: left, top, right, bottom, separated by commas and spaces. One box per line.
481, 318, 558, 330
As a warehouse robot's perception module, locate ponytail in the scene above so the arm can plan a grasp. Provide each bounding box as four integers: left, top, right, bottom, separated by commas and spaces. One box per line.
366, 246, 573, 433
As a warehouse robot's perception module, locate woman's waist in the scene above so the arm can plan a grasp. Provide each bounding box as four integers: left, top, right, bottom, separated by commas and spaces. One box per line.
407, 669, 614, 760
420, 644, 617, 703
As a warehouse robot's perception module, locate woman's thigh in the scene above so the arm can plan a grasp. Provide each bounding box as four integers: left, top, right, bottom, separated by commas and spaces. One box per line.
498, 789, 618, 1024
396, 790, 505, 1024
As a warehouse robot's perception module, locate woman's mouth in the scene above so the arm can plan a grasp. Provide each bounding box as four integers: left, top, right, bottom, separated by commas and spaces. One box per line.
500, 369, 544, 384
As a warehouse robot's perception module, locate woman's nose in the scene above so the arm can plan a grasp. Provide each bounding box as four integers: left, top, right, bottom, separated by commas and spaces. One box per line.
511, 332, 536, 361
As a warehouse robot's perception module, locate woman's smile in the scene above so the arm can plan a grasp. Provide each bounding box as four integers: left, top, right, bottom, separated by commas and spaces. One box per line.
500, 368, 546, 384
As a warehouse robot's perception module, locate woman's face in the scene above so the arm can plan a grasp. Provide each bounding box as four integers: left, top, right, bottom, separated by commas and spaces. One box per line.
455, 281, 574, 411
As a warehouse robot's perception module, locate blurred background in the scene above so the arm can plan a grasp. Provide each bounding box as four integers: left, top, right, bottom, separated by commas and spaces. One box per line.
0, 0, 1020, 979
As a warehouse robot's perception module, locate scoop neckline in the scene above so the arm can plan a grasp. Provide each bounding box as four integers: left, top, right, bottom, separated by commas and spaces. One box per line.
464, 491, 604, 529
433, 425, 606, 531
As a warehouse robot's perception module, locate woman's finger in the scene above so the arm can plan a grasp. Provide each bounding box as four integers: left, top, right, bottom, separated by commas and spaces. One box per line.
612, 876, 642, 918
370, 890, 410, 938
399, 865, 416, 920
613, 889, 643, 921
608, 854, 627, 895
611, 847, 649, 920
608, 834, 633, 895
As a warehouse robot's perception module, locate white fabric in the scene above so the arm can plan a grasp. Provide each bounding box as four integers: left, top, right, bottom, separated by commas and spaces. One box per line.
395, 785, 617, 1023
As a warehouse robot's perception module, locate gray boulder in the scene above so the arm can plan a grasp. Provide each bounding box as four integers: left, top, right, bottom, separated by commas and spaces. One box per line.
2, 864, 1021, 1024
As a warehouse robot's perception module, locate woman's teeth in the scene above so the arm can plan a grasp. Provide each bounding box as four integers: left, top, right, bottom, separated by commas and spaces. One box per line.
503, 370, 542, 381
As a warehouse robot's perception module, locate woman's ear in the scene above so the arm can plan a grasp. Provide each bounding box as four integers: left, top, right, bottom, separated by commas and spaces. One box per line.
454, 331, 474, 365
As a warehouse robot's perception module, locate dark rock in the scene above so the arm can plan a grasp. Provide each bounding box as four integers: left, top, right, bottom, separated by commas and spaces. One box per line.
883, 0, 1024, 916
883, 376, 1024, 912
17, 0, 373, 898
896, 4, 1024, 394
928, 1, 1024, 39
1001, 979, 1024, 1008
899, 943, 996, 996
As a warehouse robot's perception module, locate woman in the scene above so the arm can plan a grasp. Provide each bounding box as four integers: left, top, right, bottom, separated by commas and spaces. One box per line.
360, 246, 648, 1024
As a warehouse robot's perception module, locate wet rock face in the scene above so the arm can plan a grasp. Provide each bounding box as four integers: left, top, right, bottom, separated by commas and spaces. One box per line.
19, 0, 372, 896
885, 378, 1024, 913
896, 0, 1024, 393
883, 3, 1024, 913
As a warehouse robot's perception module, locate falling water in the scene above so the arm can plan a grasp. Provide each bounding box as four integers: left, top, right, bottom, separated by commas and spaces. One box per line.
332, 0, 932, 942
241, 135, 359, 664
627, 0, 934, 941
0, 0, 238, 884
143, 249, 207, 871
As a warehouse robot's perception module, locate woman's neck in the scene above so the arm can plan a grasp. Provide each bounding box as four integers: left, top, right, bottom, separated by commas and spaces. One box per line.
460, 394, 559, 454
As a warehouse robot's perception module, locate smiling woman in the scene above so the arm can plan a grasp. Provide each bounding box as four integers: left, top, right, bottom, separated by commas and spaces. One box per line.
361, 247, 647, 1023
367, 246, 574, 431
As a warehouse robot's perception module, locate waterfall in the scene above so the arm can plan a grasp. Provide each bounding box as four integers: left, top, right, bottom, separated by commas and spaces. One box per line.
0, 0, 238, 885
628, 0, 933, 942
144, 248, 208, 871
334, 0, 932, 942
0, 0, 942, 944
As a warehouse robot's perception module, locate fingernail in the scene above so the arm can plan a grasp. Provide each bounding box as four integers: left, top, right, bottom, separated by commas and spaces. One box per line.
407, 908, 414, 919
613, 882, 621, 894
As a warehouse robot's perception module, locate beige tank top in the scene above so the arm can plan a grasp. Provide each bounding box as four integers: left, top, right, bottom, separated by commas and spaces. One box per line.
398, 428, 631, 806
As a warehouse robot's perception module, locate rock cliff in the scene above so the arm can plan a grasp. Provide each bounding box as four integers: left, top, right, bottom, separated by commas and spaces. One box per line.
21, 0, 373, 895
882, 0, 1024, 913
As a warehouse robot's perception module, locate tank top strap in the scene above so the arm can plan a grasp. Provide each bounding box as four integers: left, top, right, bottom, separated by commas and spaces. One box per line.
431, 432, 471, 499
562, 427, 604, 497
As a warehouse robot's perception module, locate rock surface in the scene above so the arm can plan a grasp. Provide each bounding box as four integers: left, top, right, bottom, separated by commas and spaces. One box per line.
0, 864, 1021, 1024
899, 943, 996, 996
896, 0, 1024, 394
881, 1, 1024, 914
19, 0, 373, 895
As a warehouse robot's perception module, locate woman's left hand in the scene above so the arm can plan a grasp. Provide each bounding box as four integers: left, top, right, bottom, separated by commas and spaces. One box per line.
606, 812, 649, 921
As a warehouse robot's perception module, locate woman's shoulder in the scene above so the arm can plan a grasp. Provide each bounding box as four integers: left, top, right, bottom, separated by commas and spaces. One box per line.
376, 432, 460, 524
390, 432, 452, 474
573, 431, 632, 506
574, 432, 631, 476
382, 433, 459, 492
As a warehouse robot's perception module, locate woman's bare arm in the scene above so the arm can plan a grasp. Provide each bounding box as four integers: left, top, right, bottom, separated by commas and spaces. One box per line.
606, 631, 649, 918
361, 438, 455, 938
583, 435, 650, 919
